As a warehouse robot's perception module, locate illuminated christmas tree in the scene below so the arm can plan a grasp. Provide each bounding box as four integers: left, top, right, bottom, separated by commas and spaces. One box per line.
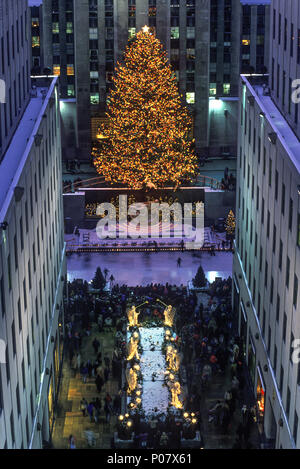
225, 210, 236, 237
92, 27, 198, 189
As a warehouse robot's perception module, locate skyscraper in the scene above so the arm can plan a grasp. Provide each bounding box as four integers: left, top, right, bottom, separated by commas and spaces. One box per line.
37, 0, 243, 160
0, 0, 31, 161
234, 0, 300, 449
0, 0, 66, 449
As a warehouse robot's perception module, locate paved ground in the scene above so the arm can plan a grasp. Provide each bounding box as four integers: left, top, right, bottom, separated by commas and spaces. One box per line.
51, 292, 260, 450
66, 251, 233, 286
52, 324, 118, 449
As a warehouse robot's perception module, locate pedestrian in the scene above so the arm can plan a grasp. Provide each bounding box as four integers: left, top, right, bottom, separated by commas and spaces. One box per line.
104, 400, 112, 423
80, 363, 88, 383
113, 393, 121, 415
177, 257, 182, 268
87, 401, 94, 422
95, 373, 104, 393
92, 337, 100, 354
80, 397, 88, 417
104, 366, 110, 383
159, 432, 169, 448
104, 354, 110, 369
69, 435, 76, 449
71, 354, 77, 377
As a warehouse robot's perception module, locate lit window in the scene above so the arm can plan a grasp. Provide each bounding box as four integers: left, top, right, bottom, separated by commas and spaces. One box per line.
223, 83, 230, 95
186, 27, 195, 39
186, 92, 195, 104
32, 36, 40, 48
242, 39, 250, 46
66, 22, 73, 34
149, 6, 156, 17
32, 18, 39, 28
67, 65, 74, 76
128, 5, 136, 17
52, 22, 59, 34
186, 49, 195, 60
128, 28, 136, 39
89, 28, 98, 39
53, 65, 60, 76
171, 27, 179, 39
90, 71, 99, 79
67, 85, 75, 97
90, 93, 99, 105
209, 83, 217, 96
106, 72, 113, 83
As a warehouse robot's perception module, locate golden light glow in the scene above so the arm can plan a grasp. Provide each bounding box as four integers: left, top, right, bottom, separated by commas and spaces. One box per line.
92, 28, 197, 189
164, 305, 175, 327
170, 381, 183, 409
127, 336, 140, 361
126, 368, 138, 392
127, 306, 140, 328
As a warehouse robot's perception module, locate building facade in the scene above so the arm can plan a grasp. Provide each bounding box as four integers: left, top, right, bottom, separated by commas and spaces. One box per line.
36, 0, 244, 160
234, 0, 300, 448
0, 0, 31, 161
0, 73, 67, 449
240, 0, 271, 75
0, 1, 66, 449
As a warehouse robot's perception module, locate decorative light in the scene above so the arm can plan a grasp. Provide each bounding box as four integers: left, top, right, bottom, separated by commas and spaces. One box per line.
184, 412, 189, 418
192, 418, 197, 424
92, 28, 197, 189
119, 415, 124, 421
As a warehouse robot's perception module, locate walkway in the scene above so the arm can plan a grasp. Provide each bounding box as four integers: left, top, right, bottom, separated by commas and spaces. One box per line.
52, 324, 118, 449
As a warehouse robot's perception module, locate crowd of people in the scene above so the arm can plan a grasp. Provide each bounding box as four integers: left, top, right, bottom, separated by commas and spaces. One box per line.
63, 275, 258, 449
220, 168, 236, 191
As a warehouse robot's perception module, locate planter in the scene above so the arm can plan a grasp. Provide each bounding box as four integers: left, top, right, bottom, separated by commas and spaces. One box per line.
114, 432, 135, 449
180, 430, 202, 449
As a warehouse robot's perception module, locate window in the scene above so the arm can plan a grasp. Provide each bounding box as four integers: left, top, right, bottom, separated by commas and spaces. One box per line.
273, 225, 276, 253
283, 313, 287, 343
289, 198, 293, 231
286, 256, 290, 288
23, 279, 27, 310
286, 387, 291, 417
186, 92, 195, 104
293, 275, 298, 308
0, 276, 5, 317
53, 65, 60, 76
5, 346, 10, 383
276, 294, 280, 322
279, 365, 284, 392
281, 183, 286, 215
18, 298, 22, 331
16, 383, 21, 416
10, 412, 15, 445
279, 240, 283, 270
293, 412, 298, 444
12, 321, 16, 357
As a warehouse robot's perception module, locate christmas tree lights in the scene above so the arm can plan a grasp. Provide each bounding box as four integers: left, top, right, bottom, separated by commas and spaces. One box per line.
92, 28, 198, 189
